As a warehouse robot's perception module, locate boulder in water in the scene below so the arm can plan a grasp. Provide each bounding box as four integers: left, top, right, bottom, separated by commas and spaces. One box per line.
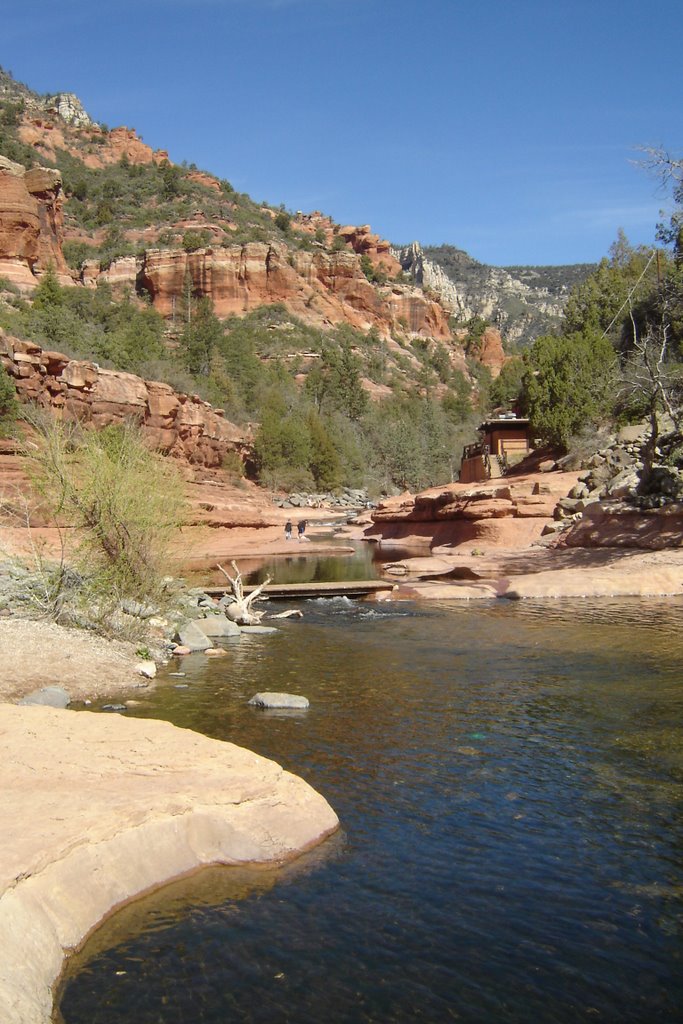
18, 686, 70, 709
248, 692, 309, 709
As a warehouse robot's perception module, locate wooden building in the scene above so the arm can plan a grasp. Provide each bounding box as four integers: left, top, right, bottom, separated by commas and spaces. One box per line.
459, 416, 532, 483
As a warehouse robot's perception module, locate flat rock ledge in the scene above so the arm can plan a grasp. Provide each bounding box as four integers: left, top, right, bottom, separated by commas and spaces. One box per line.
0, 705, 339, 1024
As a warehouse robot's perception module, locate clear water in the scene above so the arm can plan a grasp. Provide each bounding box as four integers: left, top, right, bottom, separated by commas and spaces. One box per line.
58, 593, 683, 1024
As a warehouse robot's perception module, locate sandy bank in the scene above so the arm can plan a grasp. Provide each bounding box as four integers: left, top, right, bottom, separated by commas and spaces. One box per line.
0, 618, 147, 703
0, 705, 339, 1024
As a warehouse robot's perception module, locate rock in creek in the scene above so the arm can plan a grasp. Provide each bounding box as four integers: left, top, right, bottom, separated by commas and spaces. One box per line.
18, 686, 70, 709
195, 614, 242, 638
248, 692, 310, 709
175, 621, 214, 652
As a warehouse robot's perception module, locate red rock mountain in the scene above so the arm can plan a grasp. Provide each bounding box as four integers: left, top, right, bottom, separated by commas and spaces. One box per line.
0, 82, 512, 397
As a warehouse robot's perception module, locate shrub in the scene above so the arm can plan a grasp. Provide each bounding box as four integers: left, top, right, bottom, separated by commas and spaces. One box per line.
274, 210, 291, 234
27, 416, 187, 604
522, 331, 618, 447
63, 239, 96, 271
182, 229, 211, 252
0, 364, 17, 436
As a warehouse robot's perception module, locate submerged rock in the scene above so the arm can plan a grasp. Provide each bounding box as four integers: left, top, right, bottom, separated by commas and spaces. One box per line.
248, 692, 310, 709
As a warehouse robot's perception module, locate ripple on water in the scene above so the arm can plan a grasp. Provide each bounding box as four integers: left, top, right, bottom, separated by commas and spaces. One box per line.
60, 599, 683, 1024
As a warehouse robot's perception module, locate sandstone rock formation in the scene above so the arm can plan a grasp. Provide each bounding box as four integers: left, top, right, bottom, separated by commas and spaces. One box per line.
336, 224, 402, 276
18, 119, 168, 170
451, 324, 506, 379
0, 157, 71, 289
476, 326, 507, 378
293, 214, 402, 277
367, 472, 581, 550
563, 499, 683, 550
185, 170, 222, 192
0, 332, 250, 469
133, 243, 451, 339
0, 705, 338, 1024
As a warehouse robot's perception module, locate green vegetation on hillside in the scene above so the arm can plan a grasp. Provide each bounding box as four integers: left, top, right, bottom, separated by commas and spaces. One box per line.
0, 268, 167, 375
0, 270, 485, 492
502, 264, 597, 295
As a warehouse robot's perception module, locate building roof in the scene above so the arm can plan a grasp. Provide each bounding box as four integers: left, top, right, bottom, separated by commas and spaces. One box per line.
478, 417, 530, 431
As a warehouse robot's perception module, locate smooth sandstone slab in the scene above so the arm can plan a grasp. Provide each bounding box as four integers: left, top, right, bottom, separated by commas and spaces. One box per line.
0, 705, 338, 1024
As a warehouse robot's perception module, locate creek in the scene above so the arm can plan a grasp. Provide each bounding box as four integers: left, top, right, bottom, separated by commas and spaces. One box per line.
58, 551, 683, 1023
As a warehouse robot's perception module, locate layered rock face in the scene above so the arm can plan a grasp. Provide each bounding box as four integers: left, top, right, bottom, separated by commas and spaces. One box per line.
135, 243, 451, 339
293, 214, 402, 277
0, 157, 71, 289
0, 333, 250, 469
367, 473, 580, 550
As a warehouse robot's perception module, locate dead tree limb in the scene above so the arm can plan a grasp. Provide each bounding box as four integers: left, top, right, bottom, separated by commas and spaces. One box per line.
216, 560, 272, 625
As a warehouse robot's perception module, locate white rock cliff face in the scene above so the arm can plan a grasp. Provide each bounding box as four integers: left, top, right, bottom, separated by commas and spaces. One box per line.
0, 706, 339, 1024
395, 242, 568, 345
47, 93, 93, 128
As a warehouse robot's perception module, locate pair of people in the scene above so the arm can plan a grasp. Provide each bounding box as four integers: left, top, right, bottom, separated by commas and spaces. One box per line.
284, 520, 307, 541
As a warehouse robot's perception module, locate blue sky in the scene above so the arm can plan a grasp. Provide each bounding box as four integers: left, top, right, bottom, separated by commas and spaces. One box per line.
3, 0, 681, 266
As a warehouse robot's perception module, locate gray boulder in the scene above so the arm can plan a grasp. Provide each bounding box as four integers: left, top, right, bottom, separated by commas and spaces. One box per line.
19, 686, 70, 709
195, 614, 241, 638
175, 621, 214, 652
248, 692, 309, 709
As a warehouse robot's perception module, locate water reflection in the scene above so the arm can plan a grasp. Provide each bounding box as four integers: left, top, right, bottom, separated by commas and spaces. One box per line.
60, 598, 683, 1023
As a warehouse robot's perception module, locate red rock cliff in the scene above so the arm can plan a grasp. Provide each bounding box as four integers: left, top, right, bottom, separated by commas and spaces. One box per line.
0, 332, 250, 469
0, 157, 71, 289
135, 243, 452, 340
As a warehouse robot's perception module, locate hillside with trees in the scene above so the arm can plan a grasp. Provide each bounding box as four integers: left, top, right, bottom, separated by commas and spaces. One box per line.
0, 68, 510, 493
508, 158, 683, 495
1, 67, 679, 502
417, 244, 595, 346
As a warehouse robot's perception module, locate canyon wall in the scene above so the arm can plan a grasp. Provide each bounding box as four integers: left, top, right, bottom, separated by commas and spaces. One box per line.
113, 243, 453, 340
0, 160, 452, 342
0, 157, 71, 289
0, 332, 250, 469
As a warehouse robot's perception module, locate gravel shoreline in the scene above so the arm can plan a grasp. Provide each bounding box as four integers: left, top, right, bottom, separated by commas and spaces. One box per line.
0, 618, 147, 703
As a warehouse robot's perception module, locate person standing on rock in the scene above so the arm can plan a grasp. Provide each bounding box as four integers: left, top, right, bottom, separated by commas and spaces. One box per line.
285, 520, 293, 541
297, 520, 307, 542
